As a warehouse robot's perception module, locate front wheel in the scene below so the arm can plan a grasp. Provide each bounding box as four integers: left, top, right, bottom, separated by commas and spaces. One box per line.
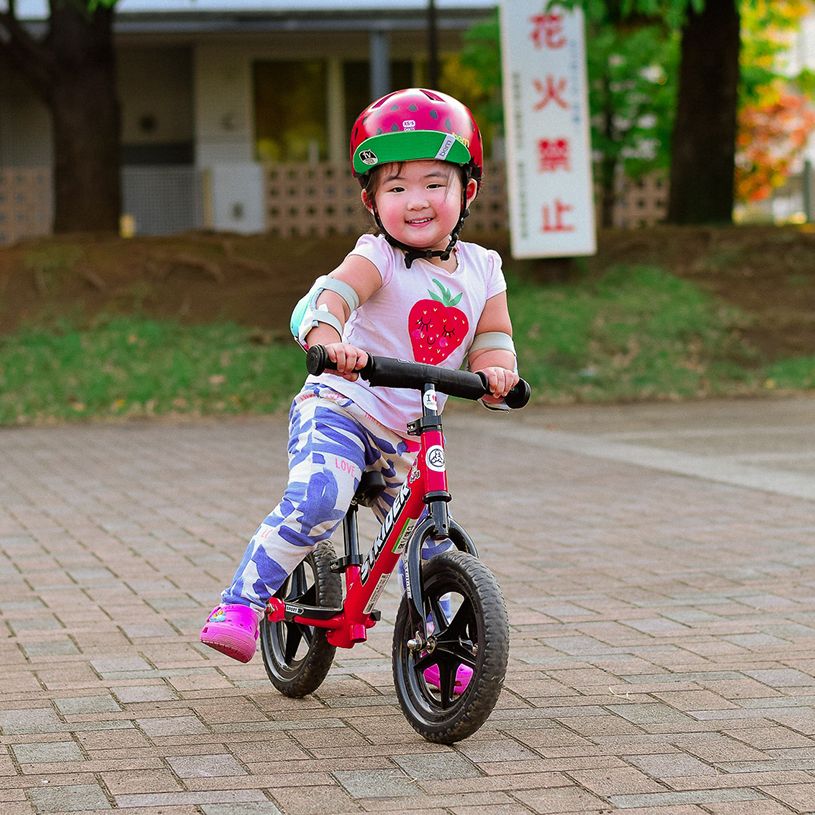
392, 549, 509, 744
259, 542, 341, 697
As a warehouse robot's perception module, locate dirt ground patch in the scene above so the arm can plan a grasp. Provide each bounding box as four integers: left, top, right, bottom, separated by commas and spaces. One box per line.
1, 224, 813, 361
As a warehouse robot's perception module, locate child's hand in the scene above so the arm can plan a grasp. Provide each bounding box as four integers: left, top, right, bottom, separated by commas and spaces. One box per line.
478, 366, 520, 404
323, 342, 369, 381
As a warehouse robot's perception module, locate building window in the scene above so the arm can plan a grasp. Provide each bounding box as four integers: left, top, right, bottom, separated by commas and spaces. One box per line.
254, 61, 327, 162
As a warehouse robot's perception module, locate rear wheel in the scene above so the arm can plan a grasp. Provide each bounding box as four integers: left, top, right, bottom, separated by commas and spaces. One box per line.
259, 542, 341, 697
392, 549, 509, 744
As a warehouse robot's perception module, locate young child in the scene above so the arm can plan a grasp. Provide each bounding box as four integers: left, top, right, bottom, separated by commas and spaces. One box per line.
200, 88, 519, 691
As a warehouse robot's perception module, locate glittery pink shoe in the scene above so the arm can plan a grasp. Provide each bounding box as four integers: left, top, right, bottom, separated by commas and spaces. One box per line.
200, 604, 259, 663
423, 663, 473, 695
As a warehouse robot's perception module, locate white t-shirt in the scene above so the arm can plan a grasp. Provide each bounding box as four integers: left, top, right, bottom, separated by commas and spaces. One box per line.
306, 233, 507, 433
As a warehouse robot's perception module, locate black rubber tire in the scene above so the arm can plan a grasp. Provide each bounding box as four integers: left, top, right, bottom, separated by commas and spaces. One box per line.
392, 549, 509, 744
259, 542, 342, 698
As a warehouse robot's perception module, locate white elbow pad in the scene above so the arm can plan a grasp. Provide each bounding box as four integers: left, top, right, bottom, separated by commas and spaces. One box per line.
469, 331, 516, 356
290, 275, 361, 350
470, 331, 517, 411
469, 331, 517, 371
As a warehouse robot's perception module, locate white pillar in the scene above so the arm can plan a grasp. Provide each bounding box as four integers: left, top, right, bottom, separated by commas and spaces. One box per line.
327, 57, 346, 164
369, 28, 391, 100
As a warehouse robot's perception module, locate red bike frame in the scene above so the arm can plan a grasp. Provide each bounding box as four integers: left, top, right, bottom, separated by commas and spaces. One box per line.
265, 382, 474, 649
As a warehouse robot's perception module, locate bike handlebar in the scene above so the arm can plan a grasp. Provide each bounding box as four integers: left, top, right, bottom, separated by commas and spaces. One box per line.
306, 345, 531, 409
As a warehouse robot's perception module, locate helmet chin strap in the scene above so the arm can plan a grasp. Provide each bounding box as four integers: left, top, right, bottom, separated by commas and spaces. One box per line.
375, 209, 470, 269
369, 170, 472, 269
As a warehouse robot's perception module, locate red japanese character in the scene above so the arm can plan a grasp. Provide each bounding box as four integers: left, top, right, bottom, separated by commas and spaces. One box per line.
529, 13, 566, 49
533, 76, 568, 111
537, 138, 570, 173
541, 199, 575, 232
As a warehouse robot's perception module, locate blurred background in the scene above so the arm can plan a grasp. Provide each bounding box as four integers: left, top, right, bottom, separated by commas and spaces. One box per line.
2, 0, 814, 241
0, 0, 813, 423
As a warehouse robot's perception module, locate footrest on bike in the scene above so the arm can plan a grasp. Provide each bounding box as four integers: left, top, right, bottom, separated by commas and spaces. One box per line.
267, 598, 343, 622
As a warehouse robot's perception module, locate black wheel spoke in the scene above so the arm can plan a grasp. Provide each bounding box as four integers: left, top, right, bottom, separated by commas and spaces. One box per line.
289, 566, 307, 600
435, 639, 477, 669
438, 663, 456, 708
428, 595, 449, 631
444, 601, 474, 640
283, 622, 303, 662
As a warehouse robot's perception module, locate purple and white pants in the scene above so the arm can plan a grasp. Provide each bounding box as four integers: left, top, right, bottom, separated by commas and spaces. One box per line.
222, 384, 426, 610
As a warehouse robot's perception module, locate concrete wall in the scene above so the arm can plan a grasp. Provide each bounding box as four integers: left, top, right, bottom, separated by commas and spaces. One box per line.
119, 46, 194, 148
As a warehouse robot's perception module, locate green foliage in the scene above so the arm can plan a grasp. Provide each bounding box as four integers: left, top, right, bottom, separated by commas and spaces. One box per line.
85, 0, 119, 11
586, 16, 679, 180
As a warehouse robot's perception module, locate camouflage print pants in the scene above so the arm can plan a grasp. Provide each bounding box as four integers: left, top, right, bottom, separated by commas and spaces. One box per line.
221, 384, 421, 610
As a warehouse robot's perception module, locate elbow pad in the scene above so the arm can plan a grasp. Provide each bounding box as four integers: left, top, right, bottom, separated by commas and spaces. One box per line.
290, 275, 361, 351
469, 331, 516, 361
469, 331, 517, 411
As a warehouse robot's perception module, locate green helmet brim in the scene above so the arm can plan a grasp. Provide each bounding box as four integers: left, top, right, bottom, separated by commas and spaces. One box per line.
352, 130, 472, 177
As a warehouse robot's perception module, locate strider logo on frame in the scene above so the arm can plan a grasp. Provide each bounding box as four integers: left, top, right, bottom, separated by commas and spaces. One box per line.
360, 479, 412, 584
425, 445, 446, 472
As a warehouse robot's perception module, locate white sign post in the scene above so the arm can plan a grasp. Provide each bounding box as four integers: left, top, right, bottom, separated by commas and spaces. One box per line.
500, 1, 596, 258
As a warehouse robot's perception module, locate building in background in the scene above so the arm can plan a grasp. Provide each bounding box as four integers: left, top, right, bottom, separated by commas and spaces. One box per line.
0, 0, 495, 242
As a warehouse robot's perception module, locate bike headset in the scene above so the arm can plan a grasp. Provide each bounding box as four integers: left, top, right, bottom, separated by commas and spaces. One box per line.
349, 88, 484, 269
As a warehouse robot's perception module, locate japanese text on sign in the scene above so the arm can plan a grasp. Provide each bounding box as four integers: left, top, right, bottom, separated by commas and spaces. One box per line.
500, 2, 596, 257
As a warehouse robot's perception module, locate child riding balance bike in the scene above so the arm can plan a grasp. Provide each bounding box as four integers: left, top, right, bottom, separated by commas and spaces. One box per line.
200, 88, 530, 742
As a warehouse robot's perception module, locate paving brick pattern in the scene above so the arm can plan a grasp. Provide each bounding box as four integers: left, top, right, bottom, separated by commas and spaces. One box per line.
1, 396, 814, 814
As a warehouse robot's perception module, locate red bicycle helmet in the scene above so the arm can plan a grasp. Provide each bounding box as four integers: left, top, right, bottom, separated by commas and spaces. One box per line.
350, 88, 484, 184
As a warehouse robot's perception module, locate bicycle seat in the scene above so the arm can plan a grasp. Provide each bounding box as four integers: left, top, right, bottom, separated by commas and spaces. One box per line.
353, 470, 387, 507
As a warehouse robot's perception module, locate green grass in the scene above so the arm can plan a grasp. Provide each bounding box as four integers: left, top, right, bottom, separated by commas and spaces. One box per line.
0, 319, 305, 425
511, 264, 761, 401
0, 264, 810, 425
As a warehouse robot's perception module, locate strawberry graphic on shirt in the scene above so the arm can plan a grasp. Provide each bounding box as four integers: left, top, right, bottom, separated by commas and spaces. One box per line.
408, 278, 469, 364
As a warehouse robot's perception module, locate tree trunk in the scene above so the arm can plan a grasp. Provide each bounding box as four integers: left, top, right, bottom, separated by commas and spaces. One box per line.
599, 73, 617, 229
46, 5, 121, 233
667, 0, 740, 224
0, 3, 121, 233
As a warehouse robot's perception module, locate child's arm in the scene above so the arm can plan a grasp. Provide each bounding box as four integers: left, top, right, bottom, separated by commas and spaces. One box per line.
302, 255, 383, 380
468, 292, 519, 403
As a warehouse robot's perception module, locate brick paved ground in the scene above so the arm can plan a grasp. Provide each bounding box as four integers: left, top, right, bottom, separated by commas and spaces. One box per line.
1, 395, 814, 814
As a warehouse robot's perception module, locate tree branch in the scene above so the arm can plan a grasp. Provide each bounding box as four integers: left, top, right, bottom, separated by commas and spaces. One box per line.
0, 8, 55, 97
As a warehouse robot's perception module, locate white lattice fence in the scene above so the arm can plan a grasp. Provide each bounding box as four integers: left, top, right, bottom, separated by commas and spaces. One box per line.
263, 160, 510, 238
611, 173, 668, 228
0, 167, 52, 244
0, 162, 672, 245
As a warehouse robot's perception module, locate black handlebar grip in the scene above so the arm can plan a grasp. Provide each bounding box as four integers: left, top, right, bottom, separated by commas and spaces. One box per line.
306, 345, 333, 375
504, 378, 531, 410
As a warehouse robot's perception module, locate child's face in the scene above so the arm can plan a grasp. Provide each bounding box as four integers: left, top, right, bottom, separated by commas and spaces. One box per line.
363, 160, 477, 253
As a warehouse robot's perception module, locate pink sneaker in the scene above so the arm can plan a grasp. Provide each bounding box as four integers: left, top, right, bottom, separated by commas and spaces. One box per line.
200, 604, 259, 663
423, 663, 473, 695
